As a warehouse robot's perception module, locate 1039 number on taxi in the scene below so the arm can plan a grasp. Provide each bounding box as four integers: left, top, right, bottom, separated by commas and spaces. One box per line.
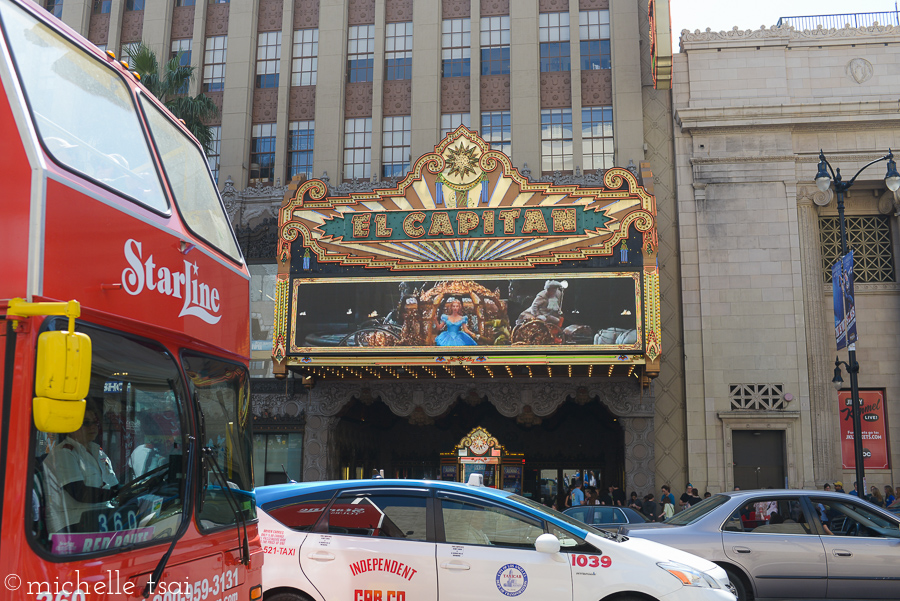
570, 554, 612, 568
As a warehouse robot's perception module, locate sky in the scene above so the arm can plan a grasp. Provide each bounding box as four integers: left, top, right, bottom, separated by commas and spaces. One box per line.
669, 0, 899, 51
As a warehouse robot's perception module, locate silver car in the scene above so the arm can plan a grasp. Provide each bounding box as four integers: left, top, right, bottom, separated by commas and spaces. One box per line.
623, 489, 900, 601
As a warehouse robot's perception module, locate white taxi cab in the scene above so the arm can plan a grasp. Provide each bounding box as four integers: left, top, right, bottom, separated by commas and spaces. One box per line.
255, 477, 736, 601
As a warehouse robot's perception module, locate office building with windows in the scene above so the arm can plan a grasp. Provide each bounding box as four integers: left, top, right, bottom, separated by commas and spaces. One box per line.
43, 0, 684, 492
45, 0, 664, 188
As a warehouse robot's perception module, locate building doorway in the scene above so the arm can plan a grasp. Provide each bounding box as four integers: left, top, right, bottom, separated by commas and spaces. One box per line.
332, 394, 624, 504
732, 430, 786, 489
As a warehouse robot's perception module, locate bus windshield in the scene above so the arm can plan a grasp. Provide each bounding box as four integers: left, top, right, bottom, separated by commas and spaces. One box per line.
0, 0, 168, 212
140, 95, 242, 262
33, 321, 189, 556
0, 0, 241, 263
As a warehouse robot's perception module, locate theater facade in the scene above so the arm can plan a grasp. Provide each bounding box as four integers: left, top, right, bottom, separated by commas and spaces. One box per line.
269, 127, 664, 501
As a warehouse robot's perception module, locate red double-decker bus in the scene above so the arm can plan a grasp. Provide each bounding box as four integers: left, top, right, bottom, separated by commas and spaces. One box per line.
0, 0, 261, 599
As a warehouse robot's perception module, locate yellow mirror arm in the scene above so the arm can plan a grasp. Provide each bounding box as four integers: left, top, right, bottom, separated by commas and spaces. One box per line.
7, 298, 81, 333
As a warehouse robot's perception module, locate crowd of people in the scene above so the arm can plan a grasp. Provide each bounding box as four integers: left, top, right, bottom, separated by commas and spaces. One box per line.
550, 473, 898, 523
824, 480, 897, 508
551, 473, 713, 522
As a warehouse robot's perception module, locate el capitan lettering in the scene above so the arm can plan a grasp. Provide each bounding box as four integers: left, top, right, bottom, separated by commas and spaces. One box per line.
321, 206, 609, 243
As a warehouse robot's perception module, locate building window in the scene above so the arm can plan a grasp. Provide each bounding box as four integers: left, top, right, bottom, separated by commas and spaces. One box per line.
385, 22, 413, 81
539, 12, 570, 72
171, 39, 192, 93
344, 117, 372, 180
288, 120, 315, 180
579, 10, 610, 70
481, 110, 510, 157
480, 15, 510, 76
175, 0, 195, 5
125, 0, 143, 10
291, 28, 318, 86
171, 39, 192, 65
347, 24, 375, 83
207, 125, 221, 184
540, 108, 572, 173
45, 0, 62, 18
441, 113, 470, 138
203, 35, 227, 92
442, 18, 470, 77
382, 115, 411, 178
256, 31, 281, 89
250, 123, 277, 184
820, 216, 896, 283
96, 43, 107, 52
210, 0, 229, 3
582, 106, 613, 171
92, 0, 110, 14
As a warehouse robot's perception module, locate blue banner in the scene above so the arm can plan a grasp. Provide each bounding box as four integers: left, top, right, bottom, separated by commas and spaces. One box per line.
832, 250, 857, 350
842, 251, 857, 346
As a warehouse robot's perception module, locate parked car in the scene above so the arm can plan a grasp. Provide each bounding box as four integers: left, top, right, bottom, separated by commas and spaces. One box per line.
622, 489, 900, 601
888, 498, 900, 518
563, 505, 651, 527
255, 478, 736, 601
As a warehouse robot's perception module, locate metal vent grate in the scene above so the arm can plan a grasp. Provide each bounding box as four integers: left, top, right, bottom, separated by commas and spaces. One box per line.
729, 383, 786, 411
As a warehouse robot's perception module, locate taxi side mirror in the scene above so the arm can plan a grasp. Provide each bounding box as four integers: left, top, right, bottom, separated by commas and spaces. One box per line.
33, 329, 92, 433
535, 533, 561, 554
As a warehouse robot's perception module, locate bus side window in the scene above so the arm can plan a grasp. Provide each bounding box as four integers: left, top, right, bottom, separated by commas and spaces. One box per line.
31, 321, 188, 556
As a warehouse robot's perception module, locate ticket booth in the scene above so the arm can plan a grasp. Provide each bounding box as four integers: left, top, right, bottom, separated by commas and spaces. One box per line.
440, 427, 524, 493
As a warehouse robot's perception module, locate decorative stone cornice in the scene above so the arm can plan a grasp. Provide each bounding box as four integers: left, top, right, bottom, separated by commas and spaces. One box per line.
675, 101, 900, 131
691, 153, 890, 166
681, 23, 900, 51
222, 176, 288, 229
683, 120, 900, 136
825, 282, 900, 294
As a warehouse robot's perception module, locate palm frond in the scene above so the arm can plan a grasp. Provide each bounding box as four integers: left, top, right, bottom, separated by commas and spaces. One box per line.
167, 94, 220, 153
126, 42, 163, 99
126, 42, 219, 154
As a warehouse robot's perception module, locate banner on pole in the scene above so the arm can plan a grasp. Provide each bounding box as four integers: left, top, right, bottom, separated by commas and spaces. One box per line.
838, 389, 890, 470
832, 250, 857, 350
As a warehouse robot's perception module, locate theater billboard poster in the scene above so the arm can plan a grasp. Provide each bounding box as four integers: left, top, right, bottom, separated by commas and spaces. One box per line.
272, 127, 662, 370
288, 273, 641, 354
839, 389, 890, 470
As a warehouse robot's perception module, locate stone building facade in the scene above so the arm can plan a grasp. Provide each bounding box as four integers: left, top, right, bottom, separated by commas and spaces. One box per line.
673, 21, 900, 492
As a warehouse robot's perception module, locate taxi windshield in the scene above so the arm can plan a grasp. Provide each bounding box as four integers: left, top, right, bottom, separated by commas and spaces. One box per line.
505, 493, 623, 541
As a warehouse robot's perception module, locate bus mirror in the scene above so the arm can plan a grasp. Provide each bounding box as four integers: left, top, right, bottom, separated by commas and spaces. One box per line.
34, 329, 92, 432
33, 397, 86, 433
6, 298, 92, 432
35, 329, 92, 400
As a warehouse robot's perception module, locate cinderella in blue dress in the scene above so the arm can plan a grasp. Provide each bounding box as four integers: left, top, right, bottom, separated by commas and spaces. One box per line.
435, 314, 478, 346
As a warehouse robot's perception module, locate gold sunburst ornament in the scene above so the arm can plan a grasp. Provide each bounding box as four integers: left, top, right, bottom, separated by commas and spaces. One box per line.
445, 142, 479, 179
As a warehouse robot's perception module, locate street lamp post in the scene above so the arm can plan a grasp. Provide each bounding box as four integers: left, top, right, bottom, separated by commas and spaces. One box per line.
815, 149, 900, 495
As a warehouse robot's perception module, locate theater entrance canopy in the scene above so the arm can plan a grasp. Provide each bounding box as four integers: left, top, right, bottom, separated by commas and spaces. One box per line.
272, 127, 661, 382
